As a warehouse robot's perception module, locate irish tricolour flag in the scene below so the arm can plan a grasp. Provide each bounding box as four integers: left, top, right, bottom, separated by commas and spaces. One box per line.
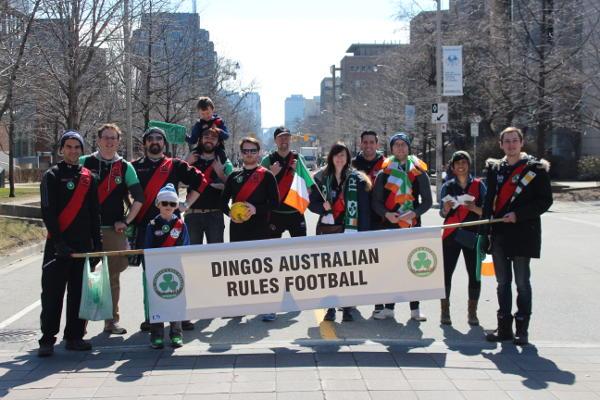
284, 157, 315, 213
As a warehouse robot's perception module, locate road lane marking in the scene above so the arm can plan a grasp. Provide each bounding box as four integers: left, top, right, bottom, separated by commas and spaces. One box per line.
555, 216, 600, 228
0, 300, 41, 329
313, 309, 338, 340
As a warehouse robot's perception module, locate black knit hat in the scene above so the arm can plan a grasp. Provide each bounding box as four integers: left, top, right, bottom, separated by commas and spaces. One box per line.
450, 150, 472, 165
142, 127, 167, 144
60, 131, 84, 150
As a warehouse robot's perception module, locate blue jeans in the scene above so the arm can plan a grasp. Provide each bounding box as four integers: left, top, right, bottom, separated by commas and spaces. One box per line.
185, 211, 225, 244
492, 238, 532, 319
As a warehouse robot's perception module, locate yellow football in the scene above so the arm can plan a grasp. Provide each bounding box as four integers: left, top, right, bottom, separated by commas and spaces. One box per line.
230, 202, 250, 222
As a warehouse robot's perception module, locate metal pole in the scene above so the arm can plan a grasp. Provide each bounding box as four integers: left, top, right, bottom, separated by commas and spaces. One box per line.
474, 135, 477, 176
435, 0, 443, 203
123, 0, 133, 160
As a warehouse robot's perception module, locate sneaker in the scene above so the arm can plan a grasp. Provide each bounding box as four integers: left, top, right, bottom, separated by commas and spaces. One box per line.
411, 309, 427, 322
104, 323, 127, 335
373, 308, 394, 320
151, 337, 164, 349
140, 320, 151, 332
37, 343, 54, 357
323, 308, 336, 321
65, 339, 92, 351
342, 309, 354, 322
171, 336, 183, 348
261, 313, 277, 322
181, 320, 195, 331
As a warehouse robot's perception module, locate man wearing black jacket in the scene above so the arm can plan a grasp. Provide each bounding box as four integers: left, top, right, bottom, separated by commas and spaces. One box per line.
38, 131, 102, 357
481, 127, 553, 345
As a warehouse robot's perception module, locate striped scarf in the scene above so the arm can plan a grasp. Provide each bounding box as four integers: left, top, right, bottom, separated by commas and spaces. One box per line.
382, 155, 427, 213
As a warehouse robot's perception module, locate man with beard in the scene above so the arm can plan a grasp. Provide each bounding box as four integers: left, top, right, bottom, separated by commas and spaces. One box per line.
184, 128, 233, 244
132, 127, 207, 332
80, 123, 144, 335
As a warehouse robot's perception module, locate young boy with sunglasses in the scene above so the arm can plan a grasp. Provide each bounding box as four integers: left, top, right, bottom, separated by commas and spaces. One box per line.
144, 183, 190, 349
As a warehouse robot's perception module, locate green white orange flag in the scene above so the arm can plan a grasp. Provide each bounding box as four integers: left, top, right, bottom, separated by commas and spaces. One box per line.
284, 157, 315, 213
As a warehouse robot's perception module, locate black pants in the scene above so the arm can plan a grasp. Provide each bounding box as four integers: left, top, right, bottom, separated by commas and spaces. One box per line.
443, 236, 480, 301
39, 241, 86, 345
230, 219, 269, 242
268, 211, 307, 238
185, 211, 225, 244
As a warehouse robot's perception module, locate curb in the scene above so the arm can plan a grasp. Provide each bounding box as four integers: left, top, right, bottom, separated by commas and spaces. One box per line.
1, 241, 44, 267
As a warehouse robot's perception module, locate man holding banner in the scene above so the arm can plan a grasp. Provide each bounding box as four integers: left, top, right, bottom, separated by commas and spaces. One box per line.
221, 137, 279, 243
38, 131, 102, 357
80, 123, 144, 335
132, 127, 207, 332
371, 132, 432, 321
481, 127, 552, 345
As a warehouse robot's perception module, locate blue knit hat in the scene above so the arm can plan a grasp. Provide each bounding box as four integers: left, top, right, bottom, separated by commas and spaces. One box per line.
156, 183, 179, 205
60, 130, 84, 150
389, 132, 411, 148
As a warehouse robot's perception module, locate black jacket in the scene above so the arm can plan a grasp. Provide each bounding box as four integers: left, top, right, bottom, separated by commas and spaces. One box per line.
481, 154, 553, 258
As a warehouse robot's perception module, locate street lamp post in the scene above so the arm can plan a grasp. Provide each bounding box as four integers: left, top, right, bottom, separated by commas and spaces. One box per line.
435, 0, 443, 203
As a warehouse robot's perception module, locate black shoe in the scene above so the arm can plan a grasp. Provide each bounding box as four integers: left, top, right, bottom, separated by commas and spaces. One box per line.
513, 315, 530, 346
513, 333, 529, 346
181, 320, 195, 331
65, 339, 92, 351
37, 343, 54, 357
342, 309, 354, 322
486, 315, 514, 342
324, 308, 336, 321
140, 320, 151, 332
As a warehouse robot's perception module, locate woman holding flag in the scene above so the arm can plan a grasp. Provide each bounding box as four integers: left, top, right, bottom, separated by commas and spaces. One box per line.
309, 142, 372, 322
439, 151, 486, 326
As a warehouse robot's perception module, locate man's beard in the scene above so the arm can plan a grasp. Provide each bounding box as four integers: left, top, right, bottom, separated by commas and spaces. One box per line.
147, 143, 163, 155
201, 142, 215, 153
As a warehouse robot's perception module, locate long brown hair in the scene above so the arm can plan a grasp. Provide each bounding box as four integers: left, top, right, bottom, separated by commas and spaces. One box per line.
324, 142, 351, 179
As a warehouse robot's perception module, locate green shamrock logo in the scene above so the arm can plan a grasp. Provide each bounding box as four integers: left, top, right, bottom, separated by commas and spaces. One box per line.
407, 247, 437, 277
153, 268, 184, 299
413, 252, 432, 270
159, 274, 178, 291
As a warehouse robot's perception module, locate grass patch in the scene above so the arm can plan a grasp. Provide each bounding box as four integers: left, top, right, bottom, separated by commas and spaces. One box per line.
0, 218, 46, 253
0, 187, 40, 199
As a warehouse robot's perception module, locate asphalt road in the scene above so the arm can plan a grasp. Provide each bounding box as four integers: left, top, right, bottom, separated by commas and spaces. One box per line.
1, 198, 599, 353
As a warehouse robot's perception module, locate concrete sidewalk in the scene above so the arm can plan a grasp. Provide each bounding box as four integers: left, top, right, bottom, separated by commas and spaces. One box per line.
0, 340, 598, 400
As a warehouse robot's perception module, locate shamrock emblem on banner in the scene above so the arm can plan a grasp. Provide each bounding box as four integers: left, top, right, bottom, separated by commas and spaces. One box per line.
159, 274, 178, 292
413, 252, 432, 270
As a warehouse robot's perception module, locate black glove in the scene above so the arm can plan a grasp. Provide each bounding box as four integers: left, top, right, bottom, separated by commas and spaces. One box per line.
54, 242, 75, 258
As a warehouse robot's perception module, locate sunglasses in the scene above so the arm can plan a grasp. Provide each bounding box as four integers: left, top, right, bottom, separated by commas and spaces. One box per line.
159, 201, 178, 207
241, 148, 258, 154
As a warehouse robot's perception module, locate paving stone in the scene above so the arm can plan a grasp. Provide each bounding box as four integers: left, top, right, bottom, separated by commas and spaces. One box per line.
276, 353, 316, 369
230, 393, 276, 400
277, 392, 325, 400
139, 384, 187, 396
144, 373, 190, 386
409, 379, 457, 391
370, 391, 418, 400
364, 378, 412, 391
2, 388, 54, 399
185, 382, 231, 394
93, 384, 143, 398
445, 368, 493, 380
188, 372, 233, 383
182, 394, 229, 400
276, 369, 319, 381
276, 378, 321, 392
323, 391, 371, 400
138, 395, 184, 400
233, 371, 277, 382
230, 380, 276, 393
359, 368, 404, 380
462, 391, 513, 400
416, 391, 464, 400
452, 379, 502, 391
550, 392, 600, 400
505, 390, 560, 399
403, 369, 449, 380
49, 386, 98, 398
56, 377, 105, 388
494, 380, 547, 391
321, 378, 367, 391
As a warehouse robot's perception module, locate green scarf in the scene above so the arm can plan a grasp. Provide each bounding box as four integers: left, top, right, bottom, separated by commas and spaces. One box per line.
321, 170, 359, 232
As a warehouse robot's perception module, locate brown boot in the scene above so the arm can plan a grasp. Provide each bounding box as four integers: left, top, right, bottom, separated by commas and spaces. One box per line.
468, 299, 479, 326
440, 299, 451, 325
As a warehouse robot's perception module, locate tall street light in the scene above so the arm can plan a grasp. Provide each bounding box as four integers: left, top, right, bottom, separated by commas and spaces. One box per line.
435, 0, 443, 202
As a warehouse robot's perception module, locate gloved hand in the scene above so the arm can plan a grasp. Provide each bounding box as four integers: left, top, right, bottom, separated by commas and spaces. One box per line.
54, 242, 75, 258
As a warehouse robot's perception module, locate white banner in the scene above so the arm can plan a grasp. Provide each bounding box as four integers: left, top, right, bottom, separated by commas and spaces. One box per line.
443, 45, 463, 96
405, 105, 416, 130
144, 228, 444, 323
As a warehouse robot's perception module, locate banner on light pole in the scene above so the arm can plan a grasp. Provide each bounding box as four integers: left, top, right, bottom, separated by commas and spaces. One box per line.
442, 46, 463, 96
405, 105, 416, 130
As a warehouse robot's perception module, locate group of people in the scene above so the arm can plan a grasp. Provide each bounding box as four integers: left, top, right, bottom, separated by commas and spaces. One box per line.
37, 95, 553, 357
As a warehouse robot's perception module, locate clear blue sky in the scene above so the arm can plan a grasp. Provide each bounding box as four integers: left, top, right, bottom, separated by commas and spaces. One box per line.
177, 0, 448, 127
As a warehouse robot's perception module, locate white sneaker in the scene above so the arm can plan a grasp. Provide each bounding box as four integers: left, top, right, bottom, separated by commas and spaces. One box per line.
411, 309, 427, 322
373, 308, 394, 320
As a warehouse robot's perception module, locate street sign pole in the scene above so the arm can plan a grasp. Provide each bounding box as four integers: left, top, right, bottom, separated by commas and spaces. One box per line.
435, 0, 443, 203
